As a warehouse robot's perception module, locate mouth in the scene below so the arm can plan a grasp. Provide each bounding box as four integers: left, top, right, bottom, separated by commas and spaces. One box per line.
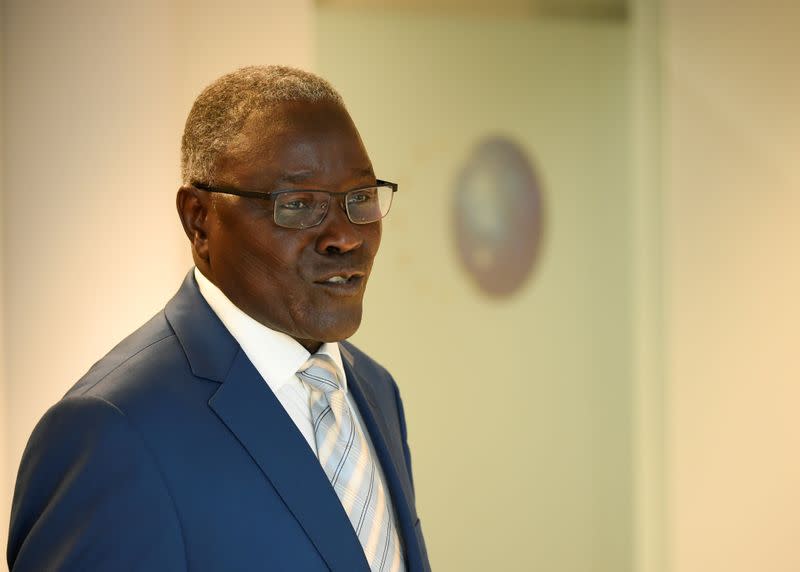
314, 271, 366, 294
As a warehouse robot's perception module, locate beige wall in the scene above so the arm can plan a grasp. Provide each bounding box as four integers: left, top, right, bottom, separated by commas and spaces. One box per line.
0, 0, 8, 549
631, 0, 665, 571
317, 10, 635, 571
1, 0, 312, 550
664, 1, 800, 571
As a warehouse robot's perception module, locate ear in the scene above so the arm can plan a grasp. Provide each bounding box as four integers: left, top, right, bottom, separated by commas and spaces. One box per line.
176, 185, 212, 262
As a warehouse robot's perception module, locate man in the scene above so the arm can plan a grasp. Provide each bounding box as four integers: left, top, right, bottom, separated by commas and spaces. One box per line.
8, 65, 430, 572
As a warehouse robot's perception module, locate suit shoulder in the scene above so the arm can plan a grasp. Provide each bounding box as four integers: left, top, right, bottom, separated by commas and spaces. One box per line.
69, 310, 171, 386
9, 394, 186, 569
64, 311, 201, 410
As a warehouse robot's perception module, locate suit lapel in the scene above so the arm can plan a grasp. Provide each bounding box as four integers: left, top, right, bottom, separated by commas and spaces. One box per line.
208, 352, 369, 572
166, 272, 369, 572
340, 345, 425, 572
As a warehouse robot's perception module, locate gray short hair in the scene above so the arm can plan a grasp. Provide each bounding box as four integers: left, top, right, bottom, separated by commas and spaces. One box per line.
181, 65, 345, 185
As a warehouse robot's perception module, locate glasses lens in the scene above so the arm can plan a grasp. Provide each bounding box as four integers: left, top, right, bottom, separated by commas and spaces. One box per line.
346, 185, 393, 224
273, 191, 329, 229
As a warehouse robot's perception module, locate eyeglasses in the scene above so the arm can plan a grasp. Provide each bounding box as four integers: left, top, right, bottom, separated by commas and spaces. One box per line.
193, 180, 397, 230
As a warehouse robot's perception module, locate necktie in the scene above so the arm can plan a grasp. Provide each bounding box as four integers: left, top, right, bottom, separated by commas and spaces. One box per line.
297, 355, 405, 572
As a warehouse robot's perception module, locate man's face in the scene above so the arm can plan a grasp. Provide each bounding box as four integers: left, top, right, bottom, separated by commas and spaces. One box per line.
201, 101, 381, 351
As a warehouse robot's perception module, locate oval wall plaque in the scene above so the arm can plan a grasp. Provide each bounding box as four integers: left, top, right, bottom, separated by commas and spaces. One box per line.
452, 135, 544, 298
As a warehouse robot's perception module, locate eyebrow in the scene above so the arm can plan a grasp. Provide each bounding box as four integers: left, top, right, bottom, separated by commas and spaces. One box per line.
275, 167, 375, 186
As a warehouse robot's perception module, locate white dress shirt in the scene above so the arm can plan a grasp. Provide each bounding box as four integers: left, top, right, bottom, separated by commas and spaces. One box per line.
193, 268, 391, 487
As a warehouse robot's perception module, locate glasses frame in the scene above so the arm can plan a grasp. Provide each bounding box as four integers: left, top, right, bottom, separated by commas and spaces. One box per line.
192, 179, 398, 229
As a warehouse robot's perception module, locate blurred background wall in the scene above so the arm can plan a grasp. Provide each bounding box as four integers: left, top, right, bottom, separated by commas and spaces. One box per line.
664, 1, 800, 571
0, 0, 798, 571
0, 0, 312, 554
316, 6, 635, 571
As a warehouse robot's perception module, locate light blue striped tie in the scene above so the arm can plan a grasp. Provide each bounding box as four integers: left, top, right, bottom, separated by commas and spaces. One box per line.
298, 355, 405, 572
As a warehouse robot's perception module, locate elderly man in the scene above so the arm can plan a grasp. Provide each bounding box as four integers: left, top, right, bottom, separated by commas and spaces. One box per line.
8, 66, 429, 572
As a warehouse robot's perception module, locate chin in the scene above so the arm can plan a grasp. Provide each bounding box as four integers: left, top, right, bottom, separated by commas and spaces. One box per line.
310, 311, 363, 344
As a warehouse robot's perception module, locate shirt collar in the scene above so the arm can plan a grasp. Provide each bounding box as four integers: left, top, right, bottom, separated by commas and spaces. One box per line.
193, 267, 347, 393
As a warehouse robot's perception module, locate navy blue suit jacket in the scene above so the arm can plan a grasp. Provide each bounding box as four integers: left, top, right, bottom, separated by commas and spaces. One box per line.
8, 272, 430, 571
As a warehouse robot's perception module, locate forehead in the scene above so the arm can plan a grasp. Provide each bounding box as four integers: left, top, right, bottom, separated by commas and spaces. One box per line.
218, 101, 373, 187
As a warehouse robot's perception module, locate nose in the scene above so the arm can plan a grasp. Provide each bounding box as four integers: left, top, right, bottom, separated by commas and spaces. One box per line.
315, 196, 363, 254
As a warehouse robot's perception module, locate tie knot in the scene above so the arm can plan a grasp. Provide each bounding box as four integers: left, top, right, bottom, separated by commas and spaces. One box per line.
297, 354, 343, 396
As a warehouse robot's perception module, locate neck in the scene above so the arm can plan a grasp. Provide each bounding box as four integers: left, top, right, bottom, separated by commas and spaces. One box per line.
295, 337, 323, 354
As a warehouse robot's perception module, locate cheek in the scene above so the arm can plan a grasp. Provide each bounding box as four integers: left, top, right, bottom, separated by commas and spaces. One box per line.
238, 243, 292, 280
363, 223, 382, 260
230, 224, 306, 280
212, 235, 302, 309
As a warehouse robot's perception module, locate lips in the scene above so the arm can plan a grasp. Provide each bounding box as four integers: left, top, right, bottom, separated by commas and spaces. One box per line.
315, 269, 365, 284
314, 270, 366, 294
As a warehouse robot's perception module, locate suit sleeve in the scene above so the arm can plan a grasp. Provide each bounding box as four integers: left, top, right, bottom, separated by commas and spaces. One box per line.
7, 395, 186, 571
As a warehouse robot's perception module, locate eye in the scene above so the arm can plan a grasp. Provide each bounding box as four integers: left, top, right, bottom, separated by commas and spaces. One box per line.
280, 199, 312, 210
276, 192, 319, 211
347, 189, 377, 205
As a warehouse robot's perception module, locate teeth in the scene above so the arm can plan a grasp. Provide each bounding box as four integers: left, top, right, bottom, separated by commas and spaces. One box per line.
326, 276, 348, 283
